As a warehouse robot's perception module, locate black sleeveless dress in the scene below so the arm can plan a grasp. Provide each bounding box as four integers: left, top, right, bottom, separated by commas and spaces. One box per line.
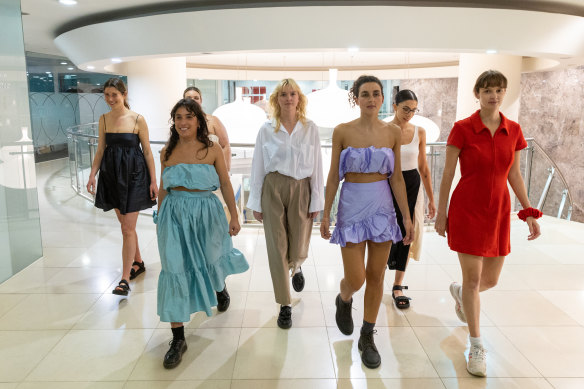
94, 115, 156, 214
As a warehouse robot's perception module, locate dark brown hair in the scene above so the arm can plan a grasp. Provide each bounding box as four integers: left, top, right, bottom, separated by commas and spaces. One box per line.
348, 75, 384, 107
103, 78, 130, 109
183, 86, 202, 99
394, 89, 418, 105
473, 70, 508, 94
164, 99, 211, 161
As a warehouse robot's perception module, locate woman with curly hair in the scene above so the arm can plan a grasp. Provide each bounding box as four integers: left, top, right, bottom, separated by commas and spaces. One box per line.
155, 98, 248, 369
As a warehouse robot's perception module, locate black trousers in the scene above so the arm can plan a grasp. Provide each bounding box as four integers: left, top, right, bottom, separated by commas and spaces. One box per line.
388, 169, 421, 272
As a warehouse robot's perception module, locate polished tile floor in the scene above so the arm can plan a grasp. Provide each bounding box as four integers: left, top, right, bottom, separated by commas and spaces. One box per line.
1, 159, 584, 388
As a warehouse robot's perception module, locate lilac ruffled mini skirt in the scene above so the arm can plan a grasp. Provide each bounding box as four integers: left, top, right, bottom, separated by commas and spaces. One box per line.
330, 180, 402, 247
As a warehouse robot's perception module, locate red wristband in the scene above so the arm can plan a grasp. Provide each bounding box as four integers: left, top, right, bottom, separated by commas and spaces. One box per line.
517, 207, 542, 221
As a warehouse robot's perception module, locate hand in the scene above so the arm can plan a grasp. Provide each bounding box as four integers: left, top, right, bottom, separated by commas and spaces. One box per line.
308, 211, 319, 220
150, 182, 159, 201
435, 212, 447, 237
526, 217, 541, 240
427, 202, 436, 219
320, 217, 331, 240
402, 218, 414, 245
86, 175, 96, 195
229, 218, 241, 236
253, 211, 263, 223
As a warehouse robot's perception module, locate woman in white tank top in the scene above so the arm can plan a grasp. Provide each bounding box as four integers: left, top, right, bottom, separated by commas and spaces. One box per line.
387, 90, 436, 309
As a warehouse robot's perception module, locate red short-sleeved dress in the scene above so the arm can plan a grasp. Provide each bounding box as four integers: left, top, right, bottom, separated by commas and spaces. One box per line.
447, 110, 527, 257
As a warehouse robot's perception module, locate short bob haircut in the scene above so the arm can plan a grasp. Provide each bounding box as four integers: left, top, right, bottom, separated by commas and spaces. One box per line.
268, 78, 307, 132
473, 70, 508, 95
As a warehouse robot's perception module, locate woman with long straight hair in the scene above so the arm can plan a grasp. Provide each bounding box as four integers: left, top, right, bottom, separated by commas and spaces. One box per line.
86, 77, 158, 296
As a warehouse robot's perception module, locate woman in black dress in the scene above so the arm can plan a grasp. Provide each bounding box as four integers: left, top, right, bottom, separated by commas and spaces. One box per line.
86, 78, 158, 295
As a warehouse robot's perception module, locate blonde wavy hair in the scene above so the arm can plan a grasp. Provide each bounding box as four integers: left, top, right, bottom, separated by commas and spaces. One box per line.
269, 78, 307, 132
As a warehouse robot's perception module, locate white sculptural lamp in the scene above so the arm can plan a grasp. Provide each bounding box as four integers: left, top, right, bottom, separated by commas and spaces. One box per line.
213, 87, 267, 144
306, 69, 360, 129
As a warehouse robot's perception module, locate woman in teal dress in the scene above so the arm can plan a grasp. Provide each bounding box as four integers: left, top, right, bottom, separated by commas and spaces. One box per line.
155, 98, 248, 369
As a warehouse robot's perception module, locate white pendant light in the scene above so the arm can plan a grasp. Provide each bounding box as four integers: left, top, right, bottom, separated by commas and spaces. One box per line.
306, 69, 360, 129
212, 87, 267, 144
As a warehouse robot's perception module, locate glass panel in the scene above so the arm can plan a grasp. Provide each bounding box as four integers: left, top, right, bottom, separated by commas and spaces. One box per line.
0, 0, 43, 283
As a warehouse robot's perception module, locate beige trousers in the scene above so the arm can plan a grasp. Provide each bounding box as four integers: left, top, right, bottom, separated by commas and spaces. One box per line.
261, 172, 313, 305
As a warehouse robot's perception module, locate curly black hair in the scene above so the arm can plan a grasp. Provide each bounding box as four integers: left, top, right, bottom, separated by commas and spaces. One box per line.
164, 98, 212, 161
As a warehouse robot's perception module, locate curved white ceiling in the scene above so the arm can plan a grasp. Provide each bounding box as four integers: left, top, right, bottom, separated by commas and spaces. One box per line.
54, 5, 584, 77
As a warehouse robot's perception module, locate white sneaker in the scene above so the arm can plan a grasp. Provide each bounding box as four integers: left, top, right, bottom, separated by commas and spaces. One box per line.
467, 344, 487, 377
449, 282, 467, 323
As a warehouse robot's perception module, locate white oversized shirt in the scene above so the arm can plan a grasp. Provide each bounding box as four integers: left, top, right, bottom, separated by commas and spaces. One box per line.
247, 118, 324, 213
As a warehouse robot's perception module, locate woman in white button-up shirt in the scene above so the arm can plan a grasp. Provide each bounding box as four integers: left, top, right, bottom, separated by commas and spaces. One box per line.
247, 78, 324, 329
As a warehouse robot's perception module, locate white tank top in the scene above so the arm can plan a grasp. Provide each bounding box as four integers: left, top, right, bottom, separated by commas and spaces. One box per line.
400, 126, 419, 171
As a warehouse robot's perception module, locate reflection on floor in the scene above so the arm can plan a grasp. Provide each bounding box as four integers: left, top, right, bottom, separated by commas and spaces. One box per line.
1, 158, 584, 388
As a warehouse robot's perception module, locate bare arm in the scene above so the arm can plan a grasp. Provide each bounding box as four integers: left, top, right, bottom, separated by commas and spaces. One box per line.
86, 115, 107, 195
508, 150, 541, 240
417, 127, 436, 218
435, 145, 460, 237
214, 143, 240, 236
320, 125, 343, 240
388, 125, 413, 244
157, 148, 167, 212
136, 115, 159, 200
211, 115, 232, 171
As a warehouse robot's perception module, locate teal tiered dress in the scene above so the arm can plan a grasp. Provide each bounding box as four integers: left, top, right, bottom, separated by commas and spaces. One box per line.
155, 163, 249, 322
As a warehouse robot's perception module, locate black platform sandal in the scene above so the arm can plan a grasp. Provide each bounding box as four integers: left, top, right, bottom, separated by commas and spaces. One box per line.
392, 285, 411, 309
129, 261, 146, 280
112, 279, 130, 296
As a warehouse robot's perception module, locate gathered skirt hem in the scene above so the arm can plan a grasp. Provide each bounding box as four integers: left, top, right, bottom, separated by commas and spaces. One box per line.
157, 248, 248, 322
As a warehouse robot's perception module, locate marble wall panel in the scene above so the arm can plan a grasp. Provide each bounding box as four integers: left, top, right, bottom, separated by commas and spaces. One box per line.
519, 66, 584, 222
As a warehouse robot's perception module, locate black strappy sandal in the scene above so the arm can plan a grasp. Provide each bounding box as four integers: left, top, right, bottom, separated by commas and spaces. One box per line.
392, 285, 411, 309
129, 261, 146, 280
112, 279, 131, 296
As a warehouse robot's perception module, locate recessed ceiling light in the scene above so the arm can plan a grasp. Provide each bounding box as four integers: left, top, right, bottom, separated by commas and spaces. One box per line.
58, 0, 77, 5
486, 49, 498, 54
111, 58, 122, 63
67, 67, 74, 70
45, 71, 51, 74
347, 47, 359, 53
87, 65, 95, 70
60, 62, 67, 65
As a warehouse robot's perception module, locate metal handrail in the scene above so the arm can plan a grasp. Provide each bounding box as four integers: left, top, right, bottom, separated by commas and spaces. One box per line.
67, 124, 576, 221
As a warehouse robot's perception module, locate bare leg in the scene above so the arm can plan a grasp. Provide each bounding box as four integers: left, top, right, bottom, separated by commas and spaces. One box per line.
114, 210, 139, 284
171, 322, 183, 328
458, 253, 483, 338
339, 242, 367, 301
363, 241, 392, 323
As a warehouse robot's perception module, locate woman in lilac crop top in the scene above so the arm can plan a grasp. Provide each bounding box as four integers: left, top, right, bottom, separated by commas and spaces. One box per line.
320, 75, 414, 369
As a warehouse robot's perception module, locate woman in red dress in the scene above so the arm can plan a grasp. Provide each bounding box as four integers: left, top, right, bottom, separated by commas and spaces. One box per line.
435, 70, 541, 377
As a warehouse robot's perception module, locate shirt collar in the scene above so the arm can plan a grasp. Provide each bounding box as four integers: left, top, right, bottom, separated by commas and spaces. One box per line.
470, 110, 509, 135
270, 118, 303, 133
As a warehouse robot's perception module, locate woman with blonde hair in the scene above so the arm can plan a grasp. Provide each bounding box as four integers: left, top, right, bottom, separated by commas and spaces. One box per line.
247, 78, 324, 329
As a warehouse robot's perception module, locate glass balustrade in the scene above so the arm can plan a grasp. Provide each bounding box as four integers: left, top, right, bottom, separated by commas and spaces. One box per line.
67, 124, 574, 225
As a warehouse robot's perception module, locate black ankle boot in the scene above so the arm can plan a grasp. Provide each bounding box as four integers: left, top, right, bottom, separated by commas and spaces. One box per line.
164, 327, 187, 369
277, 305, 292, 329
216, 286, 230, 312
358, 330, 380, 369
335, 294, 354, 335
